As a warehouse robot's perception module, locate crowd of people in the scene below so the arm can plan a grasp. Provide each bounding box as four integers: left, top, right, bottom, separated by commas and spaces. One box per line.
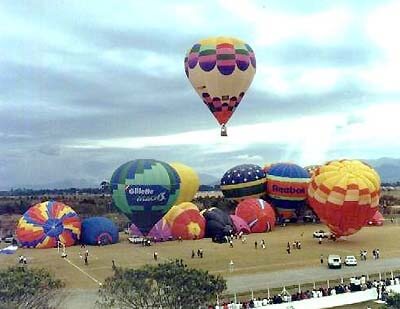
209, 275, 400, 308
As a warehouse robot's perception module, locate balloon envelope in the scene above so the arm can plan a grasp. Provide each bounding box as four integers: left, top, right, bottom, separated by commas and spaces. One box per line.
367, 211, 384, 226
110, 159, 181, 235
221, 164, 266, 201
129, 223, 143, 237
170, 162, 200, 204
266, 163, 310, 219
235, 198, 276, 233
201, 207, 234, 239
308, 159, 381, 237
148, 218, 172, 241
230, 215, 251, 234
81, 217, 119, 245
16, 201, 81, 249
185, 36, 256, 125
165, 202, 205, 240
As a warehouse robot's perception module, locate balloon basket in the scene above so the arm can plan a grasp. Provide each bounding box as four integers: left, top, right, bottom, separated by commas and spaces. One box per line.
221, 124, 227, 137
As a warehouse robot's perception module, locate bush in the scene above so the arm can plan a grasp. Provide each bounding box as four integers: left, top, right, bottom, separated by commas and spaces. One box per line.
0, 266, 64, 309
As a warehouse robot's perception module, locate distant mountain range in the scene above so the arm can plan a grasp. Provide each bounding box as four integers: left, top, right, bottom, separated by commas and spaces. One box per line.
366, 157, 400, 183
198, 173, 220, 186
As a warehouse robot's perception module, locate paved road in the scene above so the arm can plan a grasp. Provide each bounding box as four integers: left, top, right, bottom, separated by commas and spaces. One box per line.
60, 257, 400, 308
226, 257, 400, 293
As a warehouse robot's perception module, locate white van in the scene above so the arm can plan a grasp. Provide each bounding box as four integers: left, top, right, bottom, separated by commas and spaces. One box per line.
328, 254, 342, 269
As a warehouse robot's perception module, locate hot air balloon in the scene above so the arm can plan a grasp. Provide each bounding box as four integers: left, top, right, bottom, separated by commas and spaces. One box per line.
221, 164, 266, 201
184, 36, 256, 136
235, 198, 276, 233
308, 159, 381, 237
266, 163, 310, 220
16, 201, 81, 249
164, 202, 205, 240
148, 218, 172, 241
170, 162, 200, 204
81, 217, 119, 245
110, 159, 181, 235
201, 207, 234, 241
230, 214, 251, 234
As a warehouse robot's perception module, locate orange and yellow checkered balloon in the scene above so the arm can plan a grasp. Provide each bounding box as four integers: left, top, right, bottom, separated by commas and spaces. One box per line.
308, 160, 380, 237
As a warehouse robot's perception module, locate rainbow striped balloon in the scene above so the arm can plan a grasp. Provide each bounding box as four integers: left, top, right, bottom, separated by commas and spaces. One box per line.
16, 201, 81, 249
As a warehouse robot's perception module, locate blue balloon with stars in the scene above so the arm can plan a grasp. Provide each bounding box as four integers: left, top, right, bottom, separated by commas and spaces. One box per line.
220, 164, 266, 201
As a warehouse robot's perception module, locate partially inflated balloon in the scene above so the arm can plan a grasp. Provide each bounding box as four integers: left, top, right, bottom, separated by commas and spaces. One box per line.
230, 215, 251, 234
201, 207, 234, 239
16, 201, 81, 249
221, 164, 266, 201
266, 163, 310, 219
367, 211, 384, 226
81, 217, 119, 245
308, 159, 380, 237
165, 202, 205, 240
110, 159, 180, 235
235, 198, 276, 233
170, 162, 200, 204
185, 36, 256, 126
148, 218, 172, 241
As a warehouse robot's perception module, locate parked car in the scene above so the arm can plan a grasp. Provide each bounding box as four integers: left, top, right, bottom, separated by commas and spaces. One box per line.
313, 230, 330, 238
344, 255, 357, 266
303, 215, 315, 223
4, 236, 14, 244
328, 254, 342, 269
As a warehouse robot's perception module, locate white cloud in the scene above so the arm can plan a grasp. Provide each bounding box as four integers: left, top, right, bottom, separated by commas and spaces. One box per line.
362, 1, 400, 92
68, 102, 400, 166
218, 0, 352, 46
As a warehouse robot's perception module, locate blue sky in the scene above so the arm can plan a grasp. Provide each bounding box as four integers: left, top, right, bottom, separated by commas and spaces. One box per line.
1, 0, 400, 189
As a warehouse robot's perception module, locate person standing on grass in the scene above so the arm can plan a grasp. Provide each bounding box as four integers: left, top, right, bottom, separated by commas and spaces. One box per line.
153, 252, 158, 261
320, 254, 324, 264
254, 241, 258, 249
84, 253, 88, 265
286, 247, 291, 254
191, 249, 195, 258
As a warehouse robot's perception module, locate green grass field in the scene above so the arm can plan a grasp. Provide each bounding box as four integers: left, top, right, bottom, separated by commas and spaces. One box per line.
1, 222, 400, 292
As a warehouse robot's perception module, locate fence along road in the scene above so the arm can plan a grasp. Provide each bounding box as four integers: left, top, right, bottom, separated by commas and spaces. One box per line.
226, 257, 400, 293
